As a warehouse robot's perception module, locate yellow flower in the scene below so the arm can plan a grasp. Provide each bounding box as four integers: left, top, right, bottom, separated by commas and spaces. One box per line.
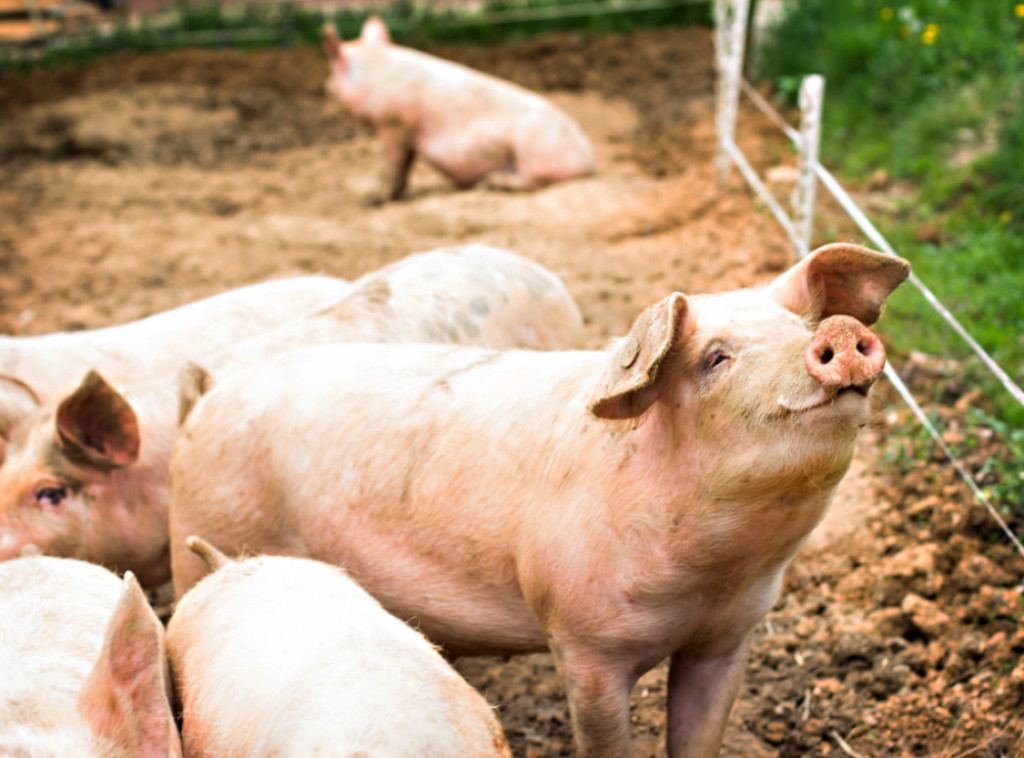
1016, 4, 1024, 18
999, 211, 1012, 225
922, 23, 939, 44
881, 7, 894, 20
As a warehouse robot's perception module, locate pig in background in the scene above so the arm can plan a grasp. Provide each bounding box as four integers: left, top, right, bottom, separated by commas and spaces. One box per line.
0, 555, 180, 757
0, 245, 583, 588
322, 17, 596, 204
0, 274, 351, 444
167, 537, 512, 758
168, 243, 910, 757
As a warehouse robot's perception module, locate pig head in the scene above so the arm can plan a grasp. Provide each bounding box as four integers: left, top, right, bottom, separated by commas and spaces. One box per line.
0, 370, 172, 587
0, 556, 180, 757
168, 243, 909, 756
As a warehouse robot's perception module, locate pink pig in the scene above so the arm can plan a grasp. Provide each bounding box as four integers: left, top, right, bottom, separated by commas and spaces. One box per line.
0, 245, 583, 588
168, 243, 909, 757
0, 555, 180, 757
167, 537, 512, 757
0, 275, 350, 441
322, 17, 596, 203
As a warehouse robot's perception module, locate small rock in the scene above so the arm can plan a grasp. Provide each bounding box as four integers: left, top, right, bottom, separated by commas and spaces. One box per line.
901, 593, 952, 638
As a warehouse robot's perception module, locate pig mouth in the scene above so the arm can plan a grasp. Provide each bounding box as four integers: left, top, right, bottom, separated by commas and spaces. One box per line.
778, 384, 870, 413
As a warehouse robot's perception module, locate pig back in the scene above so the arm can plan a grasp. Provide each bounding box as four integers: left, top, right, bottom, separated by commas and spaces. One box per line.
307, 244, 585, 350
0, 275, 351, 405
167, 554, 511, 757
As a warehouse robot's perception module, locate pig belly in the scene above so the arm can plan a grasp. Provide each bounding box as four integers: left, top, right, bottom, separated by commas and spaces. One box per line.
418, 122, 514, 188
309, 532, 548, 657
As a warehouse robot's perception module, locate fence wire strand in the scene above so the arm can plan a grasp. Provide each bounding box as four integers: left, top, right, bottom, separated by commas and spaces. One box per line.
726, 77, 1024, 560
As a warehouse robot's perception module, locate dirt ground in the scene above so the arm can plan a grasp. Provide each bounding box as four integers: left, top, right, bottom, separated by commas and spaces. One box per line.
1, 25, 1022, 757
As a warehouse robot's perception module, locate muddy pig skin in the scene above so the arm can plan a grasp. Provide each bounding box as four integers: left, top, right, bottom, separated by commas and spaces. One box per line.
0, 555, 180, 757
169, 243, 910, 757
167, 538, 512, 758
0, 275, 351, 440
0, 245, 583, 588
322, 17, 595, 203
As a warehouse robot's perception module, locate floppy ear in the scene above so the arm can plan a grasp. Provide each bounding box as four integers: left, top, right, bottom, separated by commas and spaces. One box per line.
0, 375, 40, 439
78, 572, 182, 758
767, 243, 911, 325
55, 370, 140, 470
360, 15, 390, 44
589, 293, 693, 420
321, 23, 344, 63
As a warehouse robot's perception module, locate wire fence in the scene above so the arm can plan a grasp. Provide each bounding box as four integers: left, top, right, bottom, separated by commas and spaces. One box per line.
714, 0, 1024, 560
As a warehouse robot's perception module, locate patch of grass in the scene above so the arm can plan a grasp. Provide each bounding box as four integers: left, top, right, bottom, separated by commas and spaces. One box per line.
760, 1, 1024, 519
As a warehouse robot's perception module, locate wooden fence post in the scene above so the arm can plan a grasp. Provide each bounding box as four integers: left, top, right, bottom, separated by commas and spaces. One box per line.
792, 74, 824, 259
714, 0, 751, 189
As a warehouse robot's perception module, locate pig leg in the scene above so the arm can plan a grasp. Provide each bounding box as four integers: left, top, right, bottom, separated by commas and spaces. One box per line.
369, 128, 416, 204
551, 644, 637, 757
666, 645, 748, 757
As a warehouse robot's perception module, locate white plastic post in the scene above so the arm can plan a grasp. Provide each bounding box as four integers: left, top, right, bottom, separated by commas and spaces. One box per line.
714, 0, 752, 189
792, 74, 824, 259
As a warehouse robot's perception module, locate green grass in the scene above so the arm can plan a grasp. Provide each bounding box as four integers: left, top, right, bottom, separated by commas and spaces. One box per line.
759, 1, 1024, 519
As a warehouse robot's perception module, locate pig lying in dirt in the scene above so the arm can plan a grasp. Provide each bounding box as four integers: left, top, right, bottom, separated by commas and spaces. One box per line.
0, 275, 350, 441
322, 17, 596, 203
0, 555, 180, 757
167, 537, 512, 757
169, 243, 910, 757
0, 245, 583, 588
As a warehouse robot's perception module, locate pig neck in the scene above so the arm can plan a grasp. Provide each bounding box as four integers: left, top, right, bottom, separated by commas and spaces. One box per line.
574, 395, 843, 605
87, 381, 176, 587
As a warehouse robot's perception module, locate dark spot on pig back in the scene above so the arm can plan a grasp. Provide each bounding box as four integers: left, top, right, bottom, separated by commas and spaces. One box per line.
527, 273, 552, 301
454, 310, 479, 339
469, 297, 490, 317
418, 322, 440, 341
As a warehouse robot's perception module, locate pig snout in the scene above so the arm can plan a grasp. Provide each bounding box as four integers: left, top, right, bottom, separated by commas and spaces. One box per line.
805, 315, 886, 392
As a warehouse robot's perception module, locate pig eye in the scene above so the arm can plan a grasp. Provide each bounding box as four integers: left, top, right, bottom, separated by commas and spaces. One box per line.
35, 486, 69, 508
704, 350, 731, 372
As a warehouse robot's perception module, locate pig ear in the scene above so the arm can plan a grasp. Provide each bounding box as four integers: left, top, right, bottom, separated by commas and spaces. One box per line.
79, 572, 181, 758
177, 361, 213, 427
56, 370, 140, 470
360, 15, 390, 45
767, 243, 911, 326
0, 375, 40, 439
321, 23, 344, 63
589, 293, 693, 420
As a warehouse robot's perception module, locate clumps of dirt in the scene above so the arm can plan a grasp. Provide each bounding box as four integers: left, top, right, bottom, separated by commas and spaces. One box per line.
736, 377, 1024, 757
0, 48, 358, 166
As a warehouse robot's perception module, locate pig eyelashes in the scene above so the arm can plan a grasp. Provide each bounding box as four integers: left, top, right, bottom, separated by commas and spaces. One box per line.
701, 347, 732, 375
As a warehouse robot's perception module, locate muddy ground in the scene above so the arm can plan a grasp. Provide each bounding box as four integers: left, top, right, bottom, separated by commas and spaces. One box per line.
1, 24, 1022, 757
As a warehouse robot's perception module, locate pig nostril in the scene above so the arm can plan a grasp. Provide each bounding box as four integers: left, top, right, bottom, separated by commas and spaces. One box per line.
819, 347, 834, 364
857, 340, 872, 356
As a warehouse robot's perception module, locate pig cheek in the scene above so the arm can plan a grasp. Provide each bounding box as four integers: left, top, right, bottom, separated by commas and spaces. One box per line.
15, 492, 87, 560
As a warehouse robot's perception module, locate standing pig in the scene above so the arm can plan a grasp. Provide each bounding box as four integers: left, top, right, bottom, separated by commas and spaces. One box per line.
167, 537, 512, 757
0, 245, 583, 588
0, 275, 350, 439
168, 243, 910, 757
0, 555, 180, 757
322, 17, 595, 203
